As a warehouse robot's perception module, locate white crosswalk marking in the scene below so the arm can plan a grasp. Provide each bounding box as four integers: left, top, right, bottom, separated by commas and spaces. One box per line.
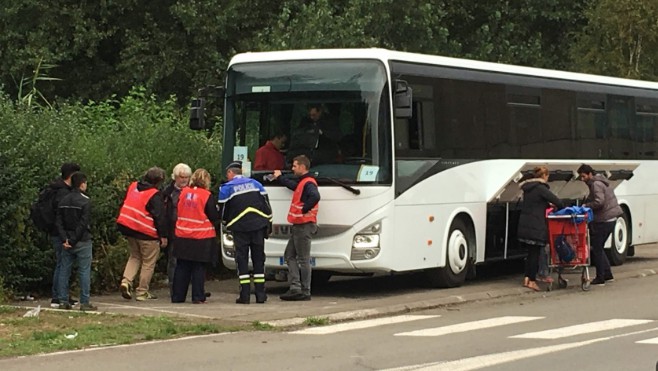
510, 319, 653, 339
394, 316, 543, 337
636, 337, 658, 344
289, 315, 439, 335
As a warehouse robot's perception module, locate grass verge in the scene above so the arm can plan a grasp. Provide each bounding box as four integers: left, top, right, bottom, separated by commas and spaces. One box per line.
0, 305, 236, 358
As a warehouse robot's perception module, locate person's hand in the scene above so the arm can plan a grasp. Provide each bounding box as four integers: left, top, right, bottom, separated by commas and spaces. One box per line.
63, 240, 72, 250
160, 237, 168, 248
273, 170, 282, 179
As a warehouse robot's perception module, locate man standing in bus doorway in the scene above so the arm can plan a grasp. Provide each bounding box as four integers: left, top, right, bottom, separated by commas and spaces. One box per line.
218, 161, 273, 304
272, 155, 320, 301
578, 164, 623, 286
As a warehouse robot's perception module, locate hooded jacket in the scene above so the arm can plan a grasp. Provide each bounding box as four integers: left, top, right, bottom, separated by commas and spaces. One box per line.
517, 178, 565, 244
585, 174, 623, 223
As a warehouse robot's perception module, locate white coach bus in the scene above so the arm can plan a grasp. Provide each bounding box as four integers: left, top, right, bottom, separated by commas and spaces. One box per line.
191, 49, 658, 288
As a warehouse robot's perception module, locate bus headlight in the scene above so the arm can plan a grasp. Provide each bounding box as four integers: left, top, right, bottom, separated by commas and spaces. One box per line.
351, 222, 381, 260
222, 232, 235, 258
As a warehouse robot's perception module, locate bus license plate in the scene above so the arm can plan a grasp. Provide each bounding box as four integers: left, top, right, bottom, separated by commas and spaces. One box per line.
279, 257, 316, 266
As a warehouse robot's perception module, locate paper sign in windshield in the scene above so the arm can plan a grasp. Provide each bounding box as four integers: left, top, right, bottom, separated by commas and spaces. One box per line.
233, 146, 248, 161
357, 165, 379, 182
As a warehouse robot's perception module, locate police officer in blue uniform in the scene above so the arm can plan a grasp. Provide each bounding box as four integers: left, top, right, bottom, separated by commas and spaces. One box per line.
218, 161, 273, 304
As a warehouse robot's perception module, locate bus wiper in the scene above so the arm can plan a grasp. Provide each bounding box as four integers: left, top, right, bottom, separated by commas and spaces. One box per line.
316, 176, 361, 195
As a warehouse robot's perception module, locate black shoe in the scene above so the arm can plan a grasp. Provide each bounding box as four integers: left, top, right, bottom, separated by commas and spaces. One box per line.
69, 298, 79, 306
235, 297, 250, 304
604, 274, 615, 282
591, 278, 606, 286
50, 299, 60, 308
80, 303, 97, 311
281, 292, 310, 301
279, 290, 302, 301
205, 292, 211, 298
255, 294, 267, 304
59, 302, 73, 310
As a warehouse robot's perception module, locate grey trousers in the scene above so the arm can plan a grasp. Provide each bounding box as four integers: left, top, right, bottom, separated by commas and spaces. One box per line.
284, 223, 317, 295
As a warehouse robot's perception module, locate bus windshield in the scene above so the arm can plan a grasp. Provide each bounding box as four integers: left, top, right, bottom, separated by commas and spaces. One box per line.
224, 60, 392, 185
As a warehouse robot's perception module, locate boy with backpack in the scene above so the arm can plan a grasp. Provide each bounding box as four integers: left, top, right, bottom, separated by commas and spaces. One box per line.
31, 162, 81, 308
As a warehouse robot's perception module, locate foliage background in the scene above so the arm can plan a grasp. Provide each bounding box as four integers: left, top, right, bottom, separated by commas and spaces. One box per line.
1, 0, 658, 294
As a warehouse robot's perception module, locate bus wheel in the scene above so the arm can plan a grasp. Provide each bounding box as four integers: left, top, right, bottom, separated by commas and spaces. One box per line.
425, 219, 472, 288
606, 212, 630, 266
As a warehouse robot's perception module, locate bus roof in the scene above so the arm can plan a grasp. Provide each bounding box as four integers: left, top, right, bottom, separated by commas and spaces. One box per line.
229, 48, 658, 91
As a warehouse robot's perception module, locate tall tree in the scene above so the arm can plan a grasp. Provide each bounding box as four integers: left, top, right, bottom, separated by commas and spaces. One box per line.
569, 0, 658, 80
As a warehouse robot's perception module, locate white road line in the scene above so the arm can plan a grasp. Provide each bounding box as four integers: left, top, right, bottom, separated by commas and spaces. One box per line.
380, 337, 607, 371
382, 325, 658, 371
636, 337, 658, 344
510, 319, 653, 339
394, 316, 543, 337
289, 315, 439, 335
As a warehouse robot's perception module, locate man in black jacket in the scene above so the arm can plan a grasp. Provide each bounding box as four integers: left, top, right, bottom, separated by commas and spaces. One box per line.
55, 172, 96, 311
162, 163, 191, 297
50, 162, 80, 308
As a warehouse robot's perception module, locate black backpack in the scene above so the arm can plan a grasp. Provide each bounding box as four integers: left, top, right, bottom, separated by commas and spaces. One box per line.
30, 185, 58, 232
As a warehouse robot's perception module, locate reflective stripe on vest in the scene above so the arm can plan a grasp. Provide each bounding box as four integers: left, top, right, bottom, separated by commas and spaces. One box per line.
116, 182, 159, 238
175, 187, 216, 239
287, 176, 319, 224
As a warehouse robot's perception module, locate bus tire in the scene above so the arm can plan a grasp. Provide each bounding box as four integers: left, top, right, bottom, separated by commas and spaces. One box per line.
425, 219, 472, 288
606, 211, 630, 266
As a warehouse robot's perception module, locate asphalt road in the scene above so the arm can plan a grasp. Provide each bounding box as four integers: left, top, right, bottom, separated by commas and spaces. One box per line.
4, 269, 658, 370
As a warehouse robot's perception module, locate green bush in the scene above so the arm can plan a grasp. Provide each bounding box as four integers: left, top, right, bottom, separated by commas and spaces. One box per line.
0, 88, 223, 294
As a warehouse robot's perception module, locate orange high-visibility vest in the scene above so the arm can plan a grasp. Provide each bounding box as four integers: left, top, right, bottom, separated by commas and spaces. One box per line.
287, 177, 319, 224
117, 182, 159, 238
175, 187, 216, 239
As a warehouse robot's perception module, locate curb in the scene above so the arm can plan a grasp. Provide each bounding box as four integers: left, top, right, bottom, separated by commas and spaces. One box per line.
265, 266, 658, 329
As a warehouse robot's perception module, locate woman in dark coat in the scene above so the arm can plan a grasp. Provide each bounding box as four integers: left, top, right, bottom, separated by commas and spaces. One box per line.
171, 169, 219, 303
517, 166, 565, 291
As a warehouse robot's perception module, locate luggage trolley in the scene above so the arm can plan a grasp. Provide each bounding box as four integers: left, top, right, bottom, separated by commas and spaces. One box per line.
546, 213, 591, 291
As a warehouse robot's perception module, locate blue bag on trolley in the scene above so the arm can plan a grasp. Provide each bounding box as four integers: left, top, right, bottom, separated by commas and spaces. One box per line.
549, 206, 593, 223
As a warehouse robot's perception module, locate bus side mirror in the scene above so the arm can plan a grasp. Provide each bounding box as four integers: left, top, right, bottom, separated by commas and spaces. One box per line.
394, 80, 413, 119
189, 98, 206, 130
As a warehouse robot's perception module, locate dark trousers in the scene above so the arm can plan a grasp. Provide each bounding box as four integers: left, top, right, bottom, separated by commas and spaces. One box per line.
233, 229, 266, 299
171, 259, 206, 303
589, 221, 614, 279
167, 242, 177, 297
521, 241, 541, 281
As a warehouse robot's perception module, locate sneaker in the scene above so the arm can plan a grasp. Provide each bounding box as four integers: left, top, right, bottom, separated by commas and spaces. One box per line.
80, 303, 98, 311
604, 274, 615, 282
591, 278, 606, 286
120, 282, 132, 300
50, 299, 61, 308
135, 292, 157, 301
69, 298, 79, 306
59, 302, 73, 310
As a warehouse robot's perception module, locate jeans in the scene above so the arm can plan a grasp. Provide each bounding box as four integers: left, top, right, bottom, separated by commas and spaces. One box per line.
284, 223, 316, 295
589, 221, 614, 279
51, 236, 63, 300
58, 240, 92, 304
